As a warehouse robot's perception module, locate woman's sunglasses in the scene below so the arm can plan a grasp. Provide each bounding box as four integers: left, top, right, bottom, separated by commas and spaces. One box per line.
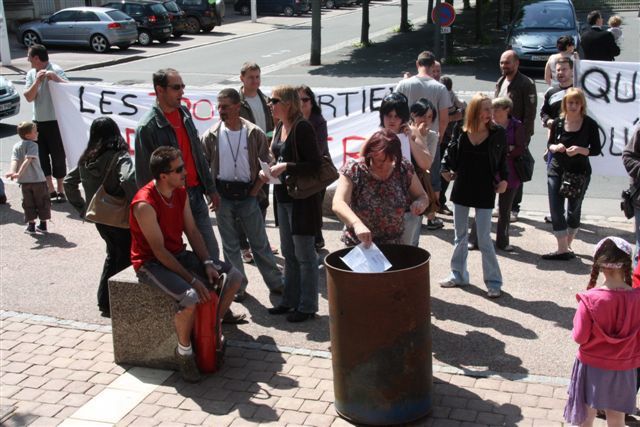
269, 97, 282, 105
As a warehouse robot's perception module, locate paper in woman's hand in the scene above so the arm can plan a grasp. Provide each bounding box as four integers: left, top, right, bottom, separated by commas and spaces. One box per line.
340, 243, 392, 273
259, 160, 282, 184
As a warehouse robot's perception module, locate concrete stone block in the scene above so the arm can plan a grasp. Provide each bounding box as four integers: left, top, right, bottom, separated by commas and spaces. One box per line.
109, 267, 177, 370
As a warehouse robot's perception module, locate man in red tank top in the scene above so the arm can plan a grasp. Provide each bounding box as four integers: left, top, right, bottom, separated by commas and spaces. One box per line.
130, 147, 244, 383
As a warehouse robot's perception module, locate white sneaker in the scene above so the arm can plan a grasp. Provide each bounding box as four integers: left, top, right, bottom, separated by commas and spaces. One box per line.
487, 288, 501, 298
510, 211, 518, 222
439, 279, 459, 288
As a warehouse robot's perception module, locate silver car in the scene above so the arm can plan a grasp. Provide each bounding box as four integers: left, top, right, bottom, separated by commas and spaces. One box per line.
505, 0, 580, 70
0, 76, 20, 121
18, 7, 138, 53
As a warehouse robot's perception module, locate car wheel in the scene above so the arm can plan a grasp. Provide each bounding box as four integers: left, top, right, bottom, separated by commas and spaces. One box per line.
185, 16, 201, 34
283, 6, 294, 16
138, 31, 152, 46
22, 31, 40, 47
325, 0, 334, 8
240, 5, 250, 15
117, 44, 130, 50
90, 34, 110, 53
201, 25, 215, 32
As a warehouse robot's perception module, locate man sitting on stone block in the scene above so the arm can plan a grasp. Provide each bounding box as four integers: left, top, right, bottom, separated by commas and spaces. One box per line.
130, 146, 244, 383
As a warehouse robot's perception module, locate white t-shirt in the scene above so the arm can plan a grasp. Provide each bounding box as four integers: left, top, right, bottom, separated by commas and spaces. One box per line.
397, 132, 412, 162
245, 95, 267, 132
498, 79, 511, 98
217, 123, 251, 183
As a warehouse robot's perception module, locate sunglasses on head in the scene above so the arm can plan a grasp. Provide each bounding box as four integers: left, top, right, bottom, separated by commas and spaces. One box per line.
166, 83, 186, 91
383, 92, 408, 103
269, 97, 282, 105
166, 165, 185, 174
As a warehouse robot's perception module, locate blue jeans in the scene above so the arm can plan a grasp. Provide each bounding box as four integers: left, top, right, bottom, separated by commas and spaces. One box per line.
547, 174, 590, 238
187, 186, 219, 260
402, 211, 422, 246
217, 196, 283, 292
448, 204, 502, 290
277, 202, 319, 314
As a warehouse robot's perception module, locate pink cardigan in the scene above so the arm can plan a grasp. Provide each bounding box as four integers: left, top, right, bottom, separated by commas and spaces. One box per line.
573, 288, 640, 371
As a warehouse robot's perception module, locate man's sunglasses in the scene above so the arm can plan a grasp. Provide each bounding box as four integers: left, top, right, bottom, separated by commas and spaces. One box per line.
166, 165, 185, 174
166, 83, 186, 91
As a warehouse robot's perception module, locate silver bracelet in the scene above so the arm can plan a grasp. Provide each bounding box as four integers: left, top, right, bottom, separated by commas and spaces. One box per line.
203, 260, 215, 266
189, 276, 197, 285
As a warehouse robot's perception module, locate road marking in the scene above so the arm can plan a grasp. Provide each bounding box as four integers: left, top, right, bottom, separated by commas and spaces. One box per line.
228, 14, 429, 81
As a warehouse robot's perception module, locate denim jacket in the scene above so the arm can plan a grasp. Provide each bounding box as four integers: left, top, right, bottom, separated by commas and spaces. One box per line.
134, 104, 215, 194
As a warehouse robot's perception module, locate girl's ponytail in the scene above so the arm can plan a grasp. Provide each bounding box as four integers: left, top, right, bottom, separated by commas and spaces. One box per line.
587, 265, 600, 290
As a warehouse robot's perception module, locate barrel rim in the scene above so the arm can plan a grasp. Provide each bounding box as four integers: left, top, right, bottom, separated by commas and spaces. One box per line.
323, 244, 431, 275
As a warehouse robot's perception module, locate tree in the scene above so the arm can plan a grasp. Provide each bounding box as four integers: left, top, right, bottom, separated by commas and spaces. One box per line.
475, 0, 483, 40
400, 0, 410, 32
360, 0, 370, 46
310, 0, 321, 65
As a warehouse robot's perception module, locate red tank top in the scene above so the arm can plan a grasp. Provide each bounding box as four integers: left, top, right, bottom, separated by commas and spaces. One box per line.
130, 181, 187, 271
165, 109, 200, 188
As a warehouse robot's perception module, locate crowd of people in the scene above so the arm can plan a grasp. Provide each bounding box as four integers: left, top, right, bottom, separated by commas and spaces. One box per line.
6, 10, 638, 399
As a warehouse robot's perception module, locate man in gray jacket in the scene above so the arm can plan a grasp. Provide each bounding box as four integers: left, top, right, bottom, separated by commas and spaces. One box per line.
202, 89, 284, 302
135, 68, 220, 259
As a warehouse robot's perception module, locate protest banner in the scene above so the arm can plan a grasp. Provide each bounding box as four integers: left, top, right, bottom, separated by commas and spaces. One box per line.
576, 60, 640, 177
49, 82, 395, 171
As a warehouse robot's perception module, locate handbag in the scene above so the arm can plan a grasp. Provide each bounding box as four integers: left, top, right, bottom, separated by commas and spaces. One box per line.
558, 171, 588, 199
414, 168, 438, 216
513, 148, 535, 182
621, 182, 640, 219
281, 120, 339, 199
216, 179, 251, 201
84, 152, 130, 229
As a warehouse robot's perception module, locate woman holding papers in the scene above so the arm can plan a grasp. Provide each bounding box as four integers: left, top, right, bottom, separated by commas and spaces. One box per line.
332, 129, 428, 248
264, 85, 321, 323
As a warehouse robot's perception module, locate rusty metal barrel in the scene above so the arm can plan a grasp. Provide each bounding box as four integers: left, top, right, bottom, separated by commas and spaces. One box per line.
324, 244, 432, 425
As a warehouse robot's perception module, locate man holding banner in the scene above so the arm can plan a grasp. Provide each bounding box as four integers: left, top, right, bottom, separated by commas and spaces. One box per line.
134, 68, 221, 260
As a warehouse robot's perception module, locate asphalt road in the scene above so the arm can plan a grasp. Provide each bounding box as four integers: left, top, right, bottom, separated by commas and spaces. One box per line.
0, 3, 638, 379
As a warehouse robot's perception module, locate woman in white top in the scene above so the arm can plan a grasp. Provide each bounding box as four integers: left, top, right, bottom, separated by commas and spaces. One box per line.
378, 92, 431, 246
545, 35, 578, 86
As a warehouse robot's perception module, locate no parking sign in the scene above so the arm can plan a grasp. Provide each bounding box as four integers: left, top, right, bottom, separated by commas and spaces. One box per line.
431, 3, 456, 27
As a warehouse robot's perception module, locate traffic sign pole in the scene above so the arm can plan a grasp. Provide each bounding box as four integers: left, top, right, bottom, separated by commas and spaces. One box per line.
431, 2, 456, 61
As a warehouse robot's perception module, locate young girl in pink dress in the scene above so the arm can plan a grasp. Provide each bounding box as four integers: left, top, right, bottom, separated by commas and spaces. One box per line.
564, 236, 640, 426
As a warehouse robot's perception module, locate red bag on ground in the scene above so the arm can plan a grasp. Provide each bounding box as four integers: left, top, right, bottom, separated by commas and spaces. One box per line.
193, 288, 224, 373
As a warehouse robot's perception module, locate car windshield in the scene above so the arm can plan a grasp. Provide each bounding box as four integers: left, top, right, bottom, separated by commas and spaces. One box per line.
163, 1, 180, 12
150, 4, 168, 14
513, 4, 575, 30
106, 10, 132, 21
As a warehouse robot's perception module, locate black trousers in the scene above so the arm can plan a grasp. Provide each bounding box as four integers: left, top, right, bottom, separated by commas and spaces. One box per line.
95, 223, 132, 312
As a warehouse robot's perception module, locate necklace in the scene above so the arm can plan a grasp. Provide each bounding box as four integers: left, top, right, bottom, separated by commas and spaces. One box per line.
225, 126, 244, 181
154, 183, 174, 208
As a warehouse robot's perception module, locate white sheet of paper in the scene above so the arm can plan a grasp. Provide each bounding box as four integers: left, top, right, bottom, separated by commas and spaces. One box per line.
259, 160, 282, 185
340, 243, 392, 273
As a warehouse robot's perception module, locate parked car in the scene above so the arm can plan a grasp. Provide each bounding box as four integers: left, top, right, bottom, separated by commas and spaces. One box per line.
234, 0, 309, 16
103, 0, 173, 46
505, 0, 580, 70
175, 0, 224, 34
17, 7, 137, 53
321, 0, 351, 9
161, 0, 188, 37
0, 76, 20, 121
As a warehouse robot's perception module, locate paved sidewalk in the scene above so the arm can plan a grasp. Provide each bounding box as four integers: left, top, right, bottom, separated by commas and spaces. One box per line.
4, 310, 638, 427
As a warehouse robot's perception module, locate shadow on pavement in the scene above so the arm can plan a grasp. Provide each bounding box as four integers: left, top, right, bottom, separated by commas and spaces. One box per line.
29, 232, 77, 249
432, 323, 528, 378
432, 296, 538, 339
460, 284, 574, 330
158, 335, 289, 422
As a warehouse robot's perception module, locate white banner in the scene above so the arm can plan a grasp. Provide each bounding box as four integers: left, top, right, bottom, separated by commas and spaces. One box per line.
576, 60, 640, 177
48, 82, 396, 171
